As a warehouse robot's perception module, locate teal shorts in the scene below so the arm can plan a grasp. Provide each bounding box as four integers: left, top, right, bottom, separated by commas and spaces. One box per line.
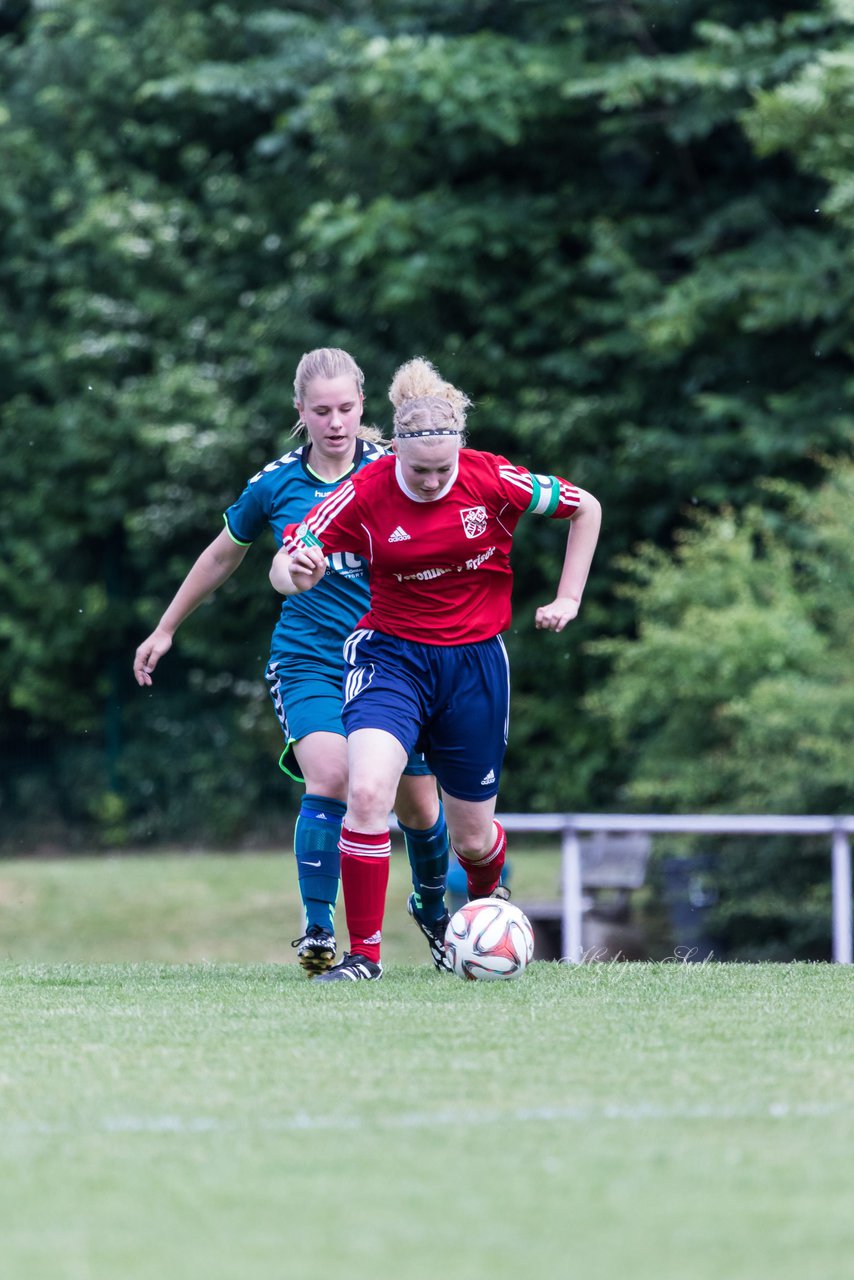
265, 658, 431, 783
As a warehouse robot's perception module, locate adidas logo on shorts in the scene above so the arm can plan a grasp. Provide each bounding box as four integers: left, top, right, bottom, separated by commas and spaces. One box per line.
481, 768, 496, 786
388, 526, 411, 542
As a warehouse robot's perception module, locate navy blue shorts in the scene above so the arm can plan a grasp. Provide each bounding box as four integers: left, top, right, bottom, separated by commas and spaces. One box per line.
264, 657, 432, 781
341, 630, 510, 802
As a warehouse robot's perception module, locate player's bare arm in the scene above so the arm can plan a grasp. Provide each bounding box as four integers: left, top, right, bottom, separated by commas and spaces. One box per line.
134, 530, 248, 686
534, 487, 602, 633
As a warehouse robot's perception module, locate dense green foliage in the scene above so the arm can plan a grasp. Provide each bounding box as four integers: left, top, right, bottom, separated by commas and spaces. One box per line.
588, 459, 854, 816
1, 1, 852, 882
589, 458, 854, 957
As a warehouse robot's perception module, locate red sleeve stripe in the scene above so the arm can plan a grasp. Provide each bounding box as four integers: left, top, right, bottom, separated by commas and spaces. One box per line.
309, 479, 358, 537
283, 480, 358, 553
557, 479, 581, 511
499, 464, 536, 501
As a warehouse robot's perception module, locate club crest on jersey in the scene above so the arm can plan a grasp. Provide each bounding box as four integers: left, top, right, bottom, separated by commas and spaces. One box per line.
460, 506, 487, 538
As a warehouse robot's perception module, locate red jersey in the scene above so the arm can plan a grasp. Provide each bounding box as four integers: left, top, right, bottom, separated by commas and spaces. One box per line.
282, 449, 581, 645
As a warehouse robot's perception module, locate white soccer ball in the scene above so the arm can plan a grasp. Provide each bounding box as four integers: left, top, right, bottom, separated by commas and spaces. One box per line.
444, 898, 535, 981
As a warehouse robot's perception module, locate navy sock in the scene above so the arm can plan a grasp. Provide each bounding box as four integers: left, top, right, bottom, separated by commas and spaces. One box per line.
294, 794, 346, 933
400, 807, 449, 923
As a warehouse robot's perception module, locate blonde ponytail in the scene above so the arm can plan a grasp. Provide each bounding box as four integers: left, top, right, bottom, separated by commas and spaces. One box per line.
389, 358, 471, 441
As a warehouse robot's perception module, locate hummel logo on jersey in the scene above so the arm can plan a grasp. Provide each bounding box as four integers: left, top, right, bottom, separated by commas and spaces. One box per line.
481, 768, 496, 786
388, 526, 411, 542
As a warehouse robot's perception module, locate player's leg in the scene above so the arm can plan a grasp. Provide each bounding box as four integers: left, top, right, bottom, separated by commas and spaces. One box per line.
395, 768, 451, 970
285, 730, 348, 970
315, 727, 408, 982
266, 660, 347, 973
441, 793, 508, 900
315, 630, 424, 982
395, 767, 443, 906
424, 636, 510, 900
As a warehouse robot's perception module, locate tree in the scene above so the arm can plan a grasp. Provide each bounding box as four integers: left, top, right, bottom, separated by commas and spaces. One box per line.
2, 0, 854, 846
586, 458, 854, 956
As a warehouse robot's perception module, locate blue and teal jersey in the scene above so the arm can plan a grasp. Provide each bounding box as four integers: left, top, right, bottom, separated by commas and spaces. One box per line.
224, 437, 385, 676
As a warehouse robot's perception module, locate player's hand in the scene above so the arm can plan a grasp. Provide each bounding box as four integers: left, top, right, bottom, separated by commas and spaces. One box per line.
289, 546, 328, 592
534, 596, 580, 633
133, 627, 173, 686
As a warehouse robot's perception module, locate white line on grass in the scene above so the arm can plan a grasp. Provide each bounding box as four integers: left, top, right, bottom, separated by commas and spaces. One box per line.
3, 1100, 850, 1137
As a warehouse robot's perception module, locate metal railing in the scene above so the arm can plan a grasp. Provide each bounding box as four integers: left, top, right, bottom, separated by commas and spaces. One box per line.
497, 813, 854, 964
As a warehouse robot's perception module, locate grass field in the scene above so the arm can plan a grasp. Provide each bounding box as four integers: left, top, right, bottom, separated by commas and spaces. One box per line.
2, 852, 853, 1280
0, 843, 564, 964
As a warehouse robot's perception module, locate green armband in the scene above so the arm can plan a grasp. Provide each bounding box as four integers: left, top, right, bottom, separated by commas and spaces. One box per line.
525, 474, 562, 516
295, 522, 323, 549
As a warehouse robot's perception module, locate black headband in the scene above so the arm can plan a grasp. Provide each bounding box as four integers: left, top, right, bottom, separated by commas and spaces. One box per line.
394, 428, 461, 439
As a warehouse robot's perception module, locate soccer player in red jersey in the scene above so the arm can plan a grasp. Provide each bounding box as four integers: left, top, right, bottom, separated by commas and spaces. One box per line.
271, 357, 602, 981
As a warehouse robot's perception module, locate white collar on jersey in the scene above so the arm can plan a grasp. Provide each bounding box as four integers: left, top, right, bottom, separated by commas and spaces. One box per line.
394, 456, 459, 503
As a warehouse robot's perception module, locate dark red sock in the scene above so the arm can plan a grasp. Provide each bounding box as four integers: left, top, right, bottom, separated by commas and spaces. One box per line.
455, 821, 507, 900
339, 826, 391, 963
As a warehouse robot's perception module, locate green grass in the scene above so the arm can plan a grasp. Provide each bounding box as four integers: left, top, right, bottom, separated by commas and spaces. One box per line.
1, 855, 853, 1280
0, 843, 563, 964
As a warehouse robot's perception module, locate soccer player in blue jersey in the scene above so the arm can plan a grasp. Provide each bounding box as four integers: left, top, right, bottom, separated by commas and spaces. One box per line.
133, 348, 451, 974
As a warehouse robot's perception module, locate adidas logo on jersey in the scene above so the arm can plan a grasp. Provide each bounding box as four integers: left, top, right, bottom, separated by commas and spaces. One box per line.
388, 526, 411, 542
481, 769, 496, 786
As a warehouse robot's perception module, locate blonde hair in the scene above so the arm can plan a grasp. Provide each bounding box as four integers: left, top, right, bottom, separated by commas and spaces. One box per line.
291, 347, 385, 445
389, 357, 471, 443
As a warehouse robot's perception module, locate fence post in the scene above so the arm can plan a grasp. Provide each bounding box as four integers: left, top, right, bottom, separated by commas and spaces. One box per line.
498, 812, 854, 965
561, 825, 583, 963
832, 827, 853, 965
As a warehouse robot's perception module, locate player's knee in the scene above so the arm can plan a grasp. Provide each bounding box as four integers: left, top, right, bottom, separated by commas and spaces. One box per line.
303, 763, 349, 800
394, 791, 440, 830
347, 775, 395, 827
450, 831, 493, 862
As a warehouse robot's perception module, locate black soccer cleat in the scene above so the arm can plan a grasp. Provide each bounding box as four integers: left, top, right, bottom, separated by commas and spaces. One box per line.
467, 883, 511, 903
291, 924, 337, 975
313, 952, 383, 982
407, 894, 453, 973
